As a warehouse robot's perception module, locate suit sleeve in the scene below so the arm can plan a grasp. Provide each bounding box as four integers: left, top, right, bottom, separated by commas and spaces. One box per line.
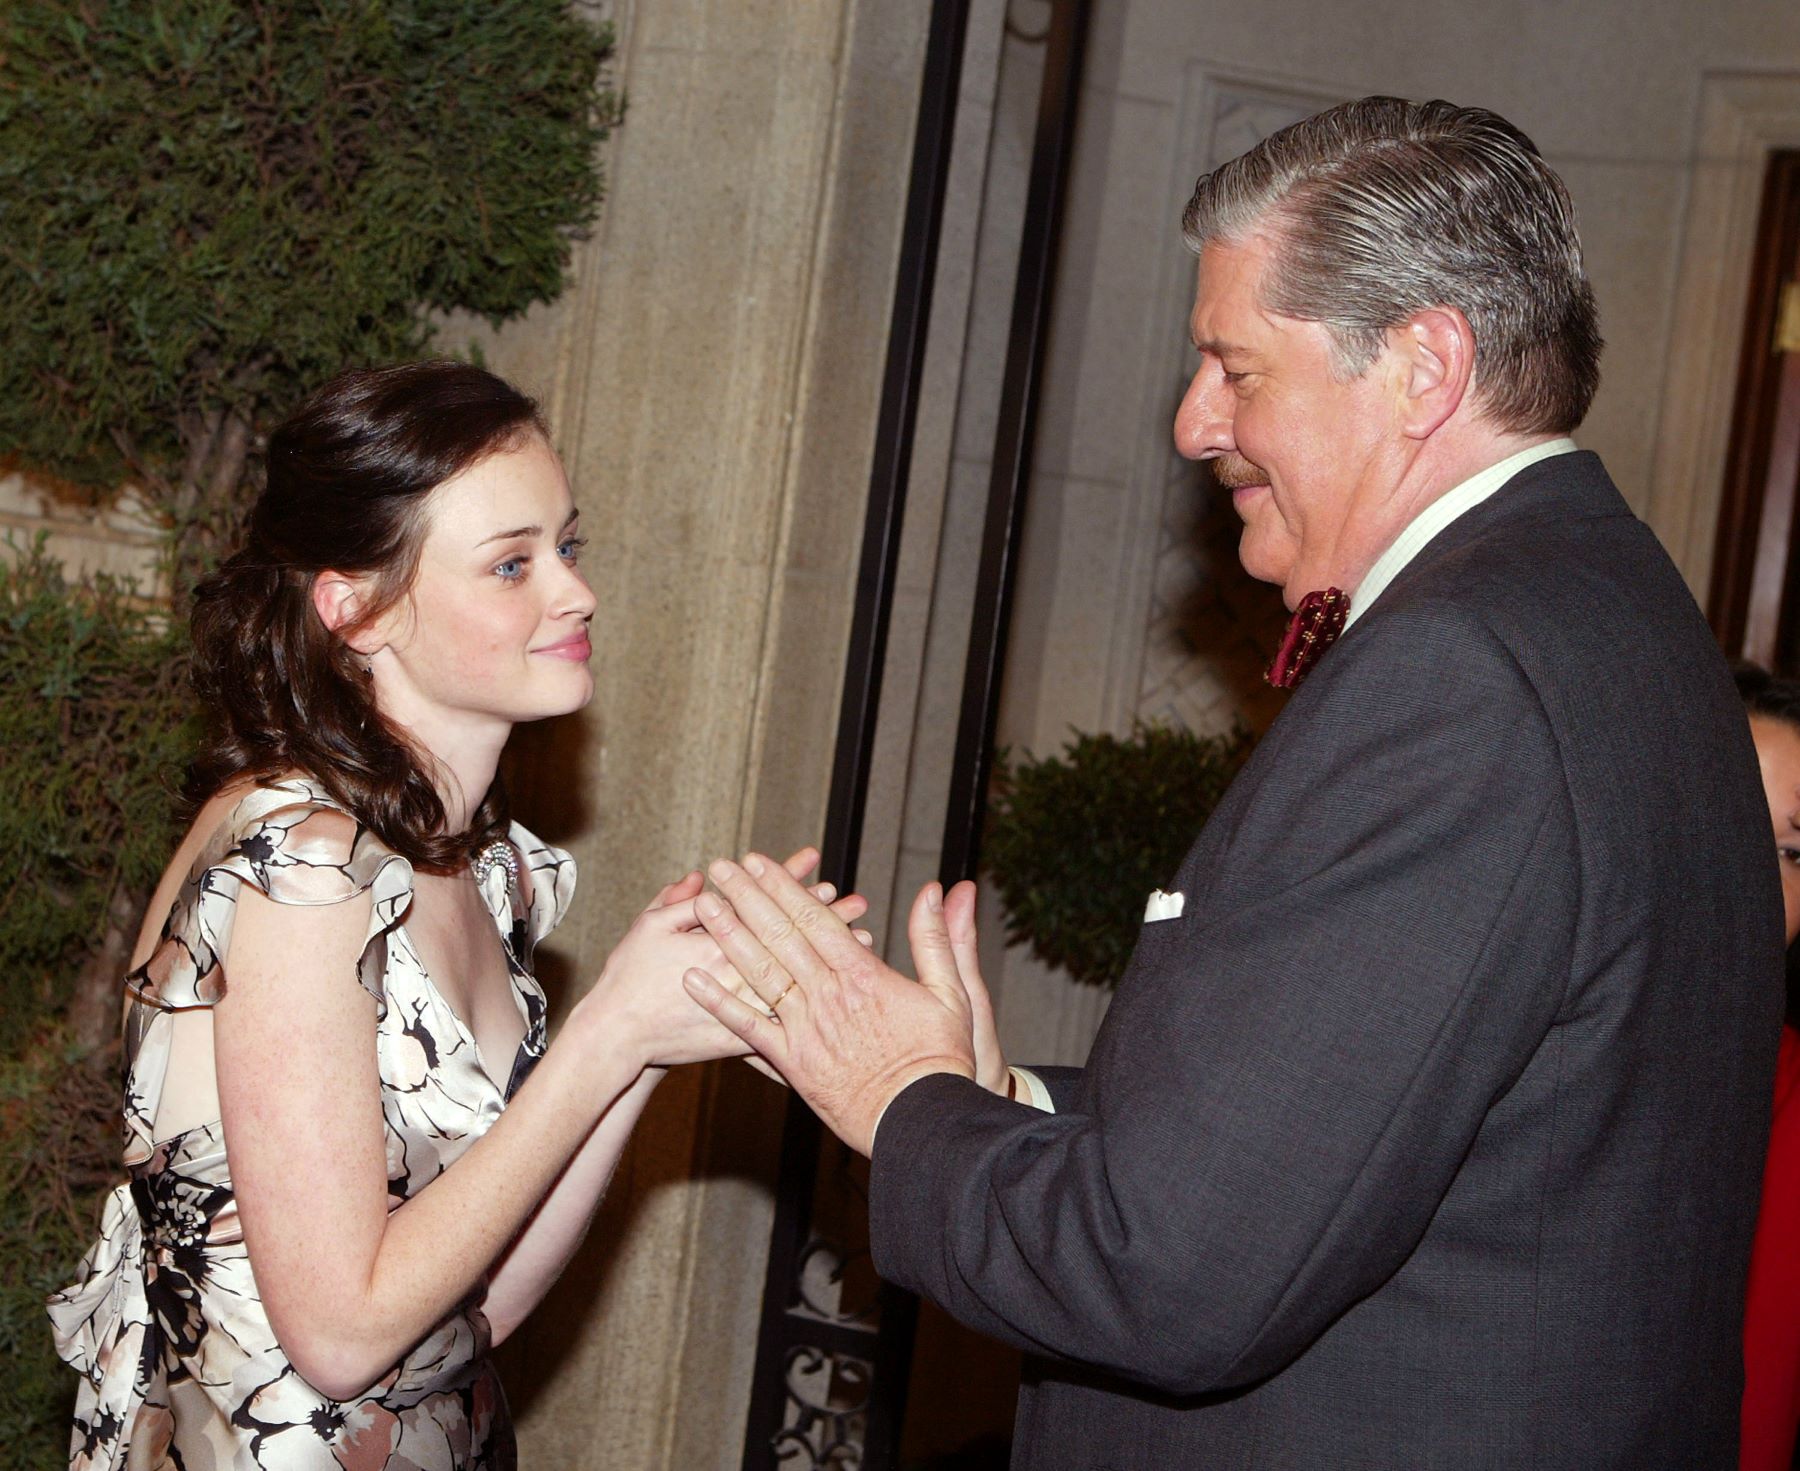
870, 603, 1577, 1394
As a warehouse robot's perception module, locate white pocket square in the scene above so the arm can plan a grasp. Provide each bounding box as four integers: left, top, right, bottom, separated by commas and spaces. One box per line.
1143, 888, 1185, 922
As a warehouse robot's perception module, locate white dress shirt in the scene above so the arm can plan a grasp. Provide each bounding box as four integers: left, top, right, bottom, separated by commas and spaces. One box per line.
1343, 437, 1577, 629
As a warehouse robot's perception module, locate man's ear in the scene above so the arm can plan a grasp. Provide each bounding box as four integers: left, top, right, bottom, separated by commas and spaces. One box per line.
311, 571, 381, 654
1391, 306, 1475, 440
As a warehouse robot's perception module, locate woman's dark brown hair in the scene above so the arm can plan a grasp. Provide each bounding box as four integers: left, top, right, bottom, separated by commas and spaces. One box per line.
187, 361, 548, 869
1737, 661, 1800, 1023
1738, 663, 1800, 735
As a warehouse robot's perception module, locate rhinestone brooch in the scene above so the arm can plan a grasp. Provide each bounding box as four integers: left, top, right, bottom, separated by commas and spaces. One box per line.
471, 838, 520, 889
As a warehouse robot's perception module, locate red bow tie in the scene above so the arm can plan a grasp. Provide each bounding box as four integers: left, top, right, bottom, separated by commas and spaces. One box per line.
1265, 587, 1349, 690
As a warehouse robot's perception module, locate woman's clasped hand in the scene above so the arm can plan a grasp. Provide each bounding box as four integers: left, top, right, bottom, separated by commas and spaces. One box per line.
585, 851, 869, 1070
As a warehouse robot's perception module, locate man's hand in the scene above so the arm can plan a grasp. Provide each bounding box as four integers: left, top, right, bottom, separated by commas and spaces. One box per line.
943, 879, 1008, 1094
683, 854, 978, 1155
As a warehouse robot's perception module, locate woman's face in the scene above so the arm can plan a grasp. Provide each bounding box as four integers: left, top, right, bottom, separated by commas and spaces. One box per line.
1750, 714, 1800, 946
367, 434, 597, 743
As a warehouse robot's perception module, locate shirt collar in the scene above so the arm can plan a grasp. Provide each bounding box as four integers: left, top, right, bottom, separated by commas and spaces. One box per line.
1342, 438, 1578, 630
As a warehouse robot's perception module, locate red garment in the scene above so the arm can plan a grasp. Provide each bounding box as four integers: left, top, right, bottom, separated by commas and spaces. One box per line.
1744, 1024, 1800, 1470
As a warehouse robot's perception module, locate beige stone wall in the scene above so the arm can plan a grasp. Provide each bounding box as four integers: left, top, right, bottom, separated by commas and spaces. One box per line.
435, 2, 931, 1465
0, 472, 163, 587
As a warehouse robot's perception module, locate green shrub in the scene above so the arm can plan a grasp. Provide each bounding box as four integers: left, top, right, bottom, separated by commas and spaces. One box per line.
983, 723, 1255, 987
0, 0, 622, 586
0, 541, 189, 1467
0, 1029, 116, 1470
0, 540, 196, 1056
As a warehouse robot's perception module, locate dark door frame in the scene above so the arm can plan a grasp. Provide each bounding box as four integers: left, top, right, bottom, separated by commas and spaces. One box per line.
1709, 149, 1800, 669
738, 3, 1091, 1467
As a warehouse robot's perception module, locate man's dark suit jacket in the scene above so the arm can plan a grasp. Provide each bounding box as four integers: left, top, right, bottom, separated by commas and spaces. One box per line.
870, 452, 1786, 1469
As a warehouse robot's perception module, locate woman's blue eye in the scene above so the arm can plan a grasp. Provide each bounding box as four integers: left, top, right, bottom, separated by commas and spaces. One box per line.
558, 535, 587, 562
495, 557, 526, 581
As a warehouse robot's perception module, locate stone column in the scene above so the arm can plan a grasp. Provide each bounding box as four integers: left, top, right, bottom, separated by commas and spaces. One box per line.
440, 1, 932, 1464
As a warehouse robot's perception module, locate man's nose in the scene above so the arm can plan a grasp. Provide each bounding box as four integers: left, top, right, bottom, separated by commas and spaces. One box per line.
1172, 364, 1233, 461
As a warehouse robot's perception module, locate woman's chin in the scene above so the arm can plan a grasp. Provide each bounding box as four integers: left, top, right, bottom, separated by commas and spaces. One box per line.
510, 675, 595, 724
557, 673, 597, 716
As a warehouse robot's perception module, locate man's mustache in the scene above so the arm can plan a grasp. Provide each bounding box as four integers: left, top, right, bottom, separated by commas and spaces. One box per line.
1209, 453, 1269, 490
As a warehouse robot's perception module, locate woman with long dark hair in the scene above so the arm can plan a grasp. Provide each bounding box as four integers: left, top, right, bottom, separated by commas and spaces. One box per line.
47, 362, 854, 1469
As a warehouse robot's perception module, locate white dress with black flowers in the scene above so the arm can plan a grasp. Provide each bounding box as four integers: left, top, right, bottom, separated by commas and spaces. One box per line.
47, 778, 575, 1471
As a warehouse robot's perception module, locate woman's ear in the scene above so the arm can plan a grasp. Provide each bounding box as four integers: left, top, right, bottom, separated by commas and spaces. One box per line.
311, 572, 380, 653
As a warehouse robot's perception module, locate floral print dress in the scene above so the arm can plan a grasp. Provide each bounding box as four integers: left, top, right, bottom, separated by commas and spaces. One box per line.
47, 778, 576, 1470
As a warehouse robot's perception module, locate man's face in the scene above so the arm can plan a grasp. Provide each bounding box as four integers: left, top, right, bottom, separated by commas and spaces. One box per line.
1173, 234, 1401, 609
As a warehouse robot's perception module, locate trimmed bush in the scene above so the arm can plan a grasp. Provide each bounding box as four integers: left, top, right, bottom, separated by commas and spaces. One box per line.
0, 540, 195, 1055
983, 723, 1254, 987
0, 1030, 116, 1470
0, 0, 622, 586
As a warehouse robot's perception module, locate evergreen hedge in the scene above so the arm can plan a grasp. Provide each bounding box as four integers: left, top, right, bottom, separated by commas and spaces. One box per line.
0, 0, 623, 584
0, 542, 195, 1055
0, 1030, 115, 1468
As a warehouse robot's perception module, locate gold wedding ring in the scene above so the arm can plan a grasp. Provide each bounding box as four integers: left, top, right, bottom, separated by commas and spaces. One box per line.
770, 981, 797, 1010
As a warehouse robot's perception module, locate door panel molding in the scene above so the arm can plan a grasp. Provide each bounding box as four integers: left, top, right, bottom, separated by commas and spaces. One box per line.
1101, 64, 1343, 738
1646, 71, 1800, 597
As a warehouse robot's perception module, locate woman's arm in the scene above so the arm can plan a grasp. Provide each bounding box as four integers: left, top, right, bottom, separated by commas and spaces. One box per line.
474, 858, 865, 1340
213, 880, 738, 1401
475, 1064, 663, 1345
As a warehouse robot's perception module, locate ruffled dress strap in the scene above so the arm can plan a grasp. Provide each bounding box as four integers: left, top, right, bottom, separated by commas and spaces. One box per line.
132, 777, 414, 1016
519, 824, 577, 946
47, 777, 416, 1470
469, 822, 575, 1102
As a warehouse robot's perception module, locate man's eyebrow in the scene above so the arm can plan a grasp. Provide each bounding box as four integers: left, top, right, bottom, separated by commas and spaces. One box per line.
475, 509, 579, 548
1191, 335, 1252, 360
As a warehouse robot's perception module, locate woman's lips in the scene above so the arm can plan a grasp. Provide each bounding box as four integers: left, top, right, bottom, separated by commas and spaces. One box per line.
534, 634, 592, 661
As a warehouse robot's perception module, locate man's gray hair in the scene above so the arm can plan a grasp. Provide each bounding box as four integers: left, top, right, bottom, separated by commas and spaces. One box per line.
1182, 96, 1602, 435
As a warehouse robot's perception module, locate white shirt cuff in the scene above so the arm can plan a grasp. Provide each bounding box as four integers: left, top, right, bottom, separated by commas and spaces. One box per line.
871, 1065, 1057, 1150
1009, 1066, 1055, 1113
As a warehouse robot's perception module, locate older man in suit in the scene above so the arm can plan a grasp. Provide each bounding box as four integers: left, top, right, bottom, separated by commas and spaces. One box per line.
685, 97, 1784, 1468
